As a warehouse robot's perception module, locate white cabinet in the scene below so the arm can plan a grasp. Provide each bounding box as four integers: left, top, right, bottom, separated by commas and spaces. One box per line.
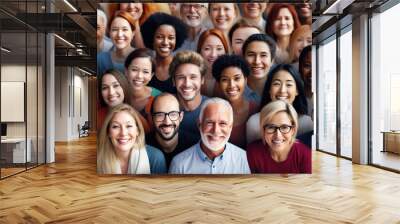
1, 138, 31, 163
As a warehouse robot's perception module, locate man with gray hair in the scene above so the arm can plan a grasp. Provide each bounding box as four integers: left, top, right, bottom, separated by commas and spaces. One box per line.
176, 3, 211, 51
97, 9, 113, 53
169, 97, 250, 174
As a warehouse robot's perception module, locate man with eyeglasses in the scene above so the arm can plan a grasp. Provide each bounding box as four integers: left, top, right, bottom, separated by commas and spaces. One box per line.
176, 3, 211, 51
146, 93, 196, 168
169, 98, 250, 174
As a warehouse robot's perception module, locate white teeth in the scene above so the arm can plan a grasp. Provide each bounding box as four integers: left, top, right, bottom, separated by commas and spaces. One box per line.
118, 139, 130, 144
161, 126, 173, 132
252, 67, 263, 73
272, 140, 283, 144
227, 90, 239, 96
108, 96, 118, 101
159, 47, 170, 52
277, 96, 288, 100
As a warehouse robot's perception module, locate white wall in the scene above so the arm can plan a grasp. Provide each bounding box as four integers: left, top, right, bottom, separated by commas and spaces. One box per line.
54, 66, 89, 141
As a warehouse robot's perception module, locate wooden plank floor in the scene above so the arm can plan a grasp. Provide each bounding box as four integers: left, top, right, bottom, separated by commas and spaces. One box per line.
0, 135, 400, 223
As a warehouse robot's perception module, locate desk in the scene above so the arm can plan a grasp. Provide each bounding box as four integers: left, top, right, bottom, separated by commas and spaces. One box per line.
1, 138, 31, 163
382, 131, 400, 154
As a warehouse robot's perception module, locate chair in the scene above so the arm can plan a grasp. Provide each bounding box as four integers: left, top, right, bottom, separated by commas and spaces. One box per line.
79, 121, 90, 138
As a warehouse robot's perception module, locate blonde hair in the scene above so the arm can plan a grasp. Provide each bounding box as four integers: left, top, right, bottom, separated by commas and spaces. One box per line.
259, 100, 298, 145
169, 50, 207, 78
97, 104, 145, 174
288, 25, 311, 63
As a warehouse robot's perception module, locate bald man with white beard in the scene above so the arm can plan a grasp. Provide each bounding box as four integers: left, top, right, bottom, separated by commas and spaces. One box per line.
169, 97, 250, 174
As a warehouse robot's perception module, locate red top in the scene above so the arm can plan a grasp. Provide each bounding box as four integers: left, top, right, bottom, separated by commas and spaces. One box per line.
246, 140, 312, 174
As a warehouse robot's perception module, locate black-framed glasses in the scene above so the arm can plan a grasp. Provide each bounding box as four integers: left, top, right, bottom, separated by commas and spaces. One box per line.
263, 124, 293, 134
152, 111, 181, 122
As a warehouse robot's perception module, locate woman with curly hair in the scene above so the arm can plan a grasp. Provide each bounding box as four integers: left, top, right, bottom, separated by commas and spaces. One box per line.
141, 12, 188, 93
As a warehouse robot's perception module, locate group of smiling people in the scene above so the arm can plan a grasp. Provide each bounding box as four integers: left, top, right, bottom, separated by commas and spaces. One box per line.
96, 2, 313, 174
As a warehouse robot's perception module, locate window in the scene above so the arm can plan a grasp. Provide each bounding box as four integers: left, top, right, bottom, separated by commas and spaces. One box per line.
370, 2, 400, 171
339, 27, 352, 158
317, 35, 337, 154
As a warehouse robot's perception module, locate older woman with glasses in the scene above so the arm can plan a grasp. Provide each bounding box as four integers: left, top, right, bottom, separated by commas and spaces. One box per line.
246, 100, 311, 174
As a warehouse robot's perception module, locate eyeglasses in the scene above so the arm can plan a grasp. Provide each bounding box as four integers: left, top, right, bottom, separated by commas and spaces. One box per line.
152, 111, 181, 122
181, 4, 206, 11
263, 124, 293, 134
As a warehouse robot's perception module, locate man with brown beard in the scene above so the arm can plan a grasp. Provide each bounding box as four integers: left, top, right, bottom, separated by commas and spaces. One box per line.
146, 93, 196, 168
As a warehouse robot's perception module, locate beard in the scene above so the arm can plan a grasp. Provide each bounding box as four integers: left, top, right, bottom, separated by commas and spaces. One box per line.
200, 131, 230, 152
155, 124, 179, 141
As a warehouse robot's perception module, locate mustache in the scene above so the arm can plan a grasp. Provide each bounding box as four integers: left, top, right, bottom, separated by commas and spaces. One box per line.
159, 124, 176, 129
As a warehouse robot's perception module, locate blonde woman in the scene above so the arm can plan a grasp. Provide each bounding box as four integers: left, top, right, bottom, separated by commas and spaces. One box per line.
209, 3, 240, 36
246, 100, 311, 173
97, 104, 166, 174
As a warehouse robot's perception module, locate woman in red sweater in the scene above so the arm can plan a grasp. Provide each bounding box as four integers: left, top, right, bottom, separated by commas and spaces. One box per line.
246, 100, 311, 173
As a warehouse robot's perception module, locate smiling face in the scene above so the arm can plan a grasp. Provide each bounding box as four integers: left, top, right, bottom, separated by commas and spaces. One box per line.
200, 103, 232, 152
174, 63, 204, 102
263, 111, 295, 153
119, 3, 143, 20
210, 3, 236, 32
108, 111, 138, 154
180, 3, 207, 28
153, 24, 176, 58
242, 3, 267, 19
219, 66, 246, 102
152, 95, 183, 141
109, 17, 134, 50
200, 35, 226, 69
231, 27, 260, 55
101, 74, 125, 107
126, 57, 153, 91
269, 70, 298, 104
297, 3, 312, 19
244, 41, 273, 80
273, 8, 295, 38
293, 32, 312, 59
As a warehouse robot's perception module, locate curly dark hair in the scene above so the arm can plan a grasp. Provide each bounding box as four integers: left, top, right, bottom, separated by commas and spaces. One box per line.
242, 33, 277, 61
260, 64, 308, 115
212, 55, 251, 82
141, 12, 188, 51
